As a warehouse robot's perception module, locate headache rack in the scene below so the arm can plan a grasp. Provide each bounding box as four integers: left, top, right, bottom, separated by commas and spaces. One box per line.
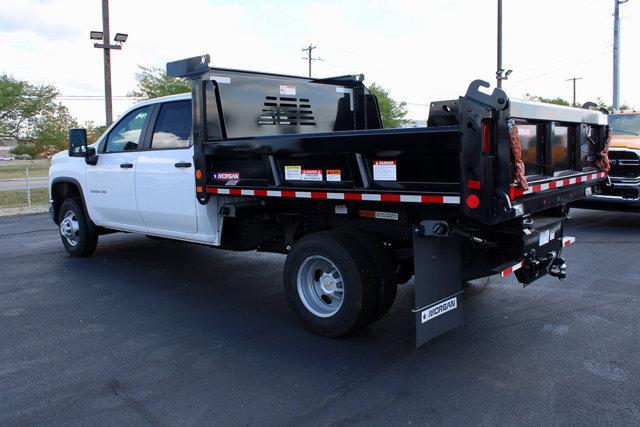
167, 55, 609, 225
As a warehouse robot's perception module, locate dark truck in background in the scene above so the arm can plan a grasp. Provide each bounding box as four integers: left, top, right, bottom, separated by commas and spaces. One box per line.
589, 111, 640, 206
62, 54, 609, 347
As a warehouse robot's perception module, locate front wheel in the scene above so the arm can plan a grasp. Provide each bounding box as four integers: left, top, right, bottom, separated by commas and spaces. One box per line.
58, 198, 98, 257
283, 231, 380, 337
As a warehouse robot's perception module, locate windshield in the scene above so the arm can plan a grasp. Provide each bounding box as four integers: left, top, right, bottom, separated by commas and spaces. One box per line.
609, 114, 640, 136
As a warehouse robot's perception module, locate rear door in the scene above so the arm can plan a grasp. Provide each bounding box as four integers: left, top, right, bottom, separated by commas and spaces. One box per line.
86, 105, 152, 227
135, 100, 198, 233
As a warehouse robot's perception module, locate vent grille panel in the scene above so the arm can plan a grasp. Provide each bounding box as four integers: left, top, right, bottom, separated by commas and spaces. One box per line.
259, 96, 316, 126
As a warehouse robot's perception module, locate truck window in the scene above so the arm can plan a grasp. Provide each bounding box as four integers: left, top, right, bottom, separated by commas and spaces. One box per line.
151, 101, 192, 149
104, 106, 151, 153
609, 113, 640, 135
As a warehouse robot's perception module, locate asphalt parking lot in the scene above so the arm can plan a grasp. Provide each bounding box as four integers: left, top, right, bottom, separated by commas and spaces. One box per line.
1, 208, 639, 425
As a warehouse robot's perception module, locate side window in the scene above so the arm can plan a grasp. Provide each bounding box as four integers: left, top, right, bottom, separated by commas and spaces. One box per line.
104, 106, 151, 153
151, 101, 192, 149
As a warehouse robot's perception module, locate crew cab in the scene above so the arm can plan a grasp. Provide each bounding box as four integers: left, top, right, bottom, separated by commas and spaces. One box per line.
49, 55, 609, 347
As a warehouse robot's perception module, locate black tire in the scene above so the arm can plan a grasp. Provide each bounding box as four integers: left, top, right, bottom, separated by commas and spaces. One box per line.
58, 197, 98, 257
337, 230, 398, 325
395, 260, 415, 285
283, 231, 380, 337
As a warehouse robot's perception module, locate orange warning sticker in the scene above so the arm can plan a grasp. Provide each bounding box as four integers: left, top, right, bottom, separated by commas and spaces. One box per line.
326, 169, 341, 182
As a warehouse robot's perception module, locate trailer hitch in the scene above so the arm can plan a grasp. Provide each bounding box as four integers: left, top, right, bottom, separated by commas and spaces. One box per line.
516, 251, 567, 285
548, 255, 567, 280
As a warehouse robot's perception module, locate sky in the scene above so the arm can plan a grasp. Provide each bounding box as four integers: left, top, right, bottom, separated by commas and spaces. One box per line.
1, 0, 638, 125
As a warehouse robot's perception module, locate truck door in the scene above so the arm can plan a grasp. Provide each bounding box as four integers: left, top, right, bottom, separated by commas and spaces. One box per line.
86, 106, 152, 227
134, 100, 198, 233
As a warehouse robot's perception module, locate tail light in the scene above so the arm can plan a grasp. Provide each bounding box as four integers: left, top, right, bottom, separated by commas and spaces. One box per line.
482, 121, 491, 155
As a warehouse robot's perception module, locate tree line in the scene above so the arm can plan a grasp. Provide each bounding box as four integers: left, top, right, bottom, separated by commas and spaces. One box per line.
2, 67, 631, 159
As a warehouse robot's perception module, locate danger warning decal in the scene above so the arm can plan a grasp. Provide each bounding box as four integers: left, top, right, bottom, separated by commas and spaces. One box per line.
213, 172, 240, 180
301, 169, 323, 181
373, 160, 397, 181
326, 169, 341, 182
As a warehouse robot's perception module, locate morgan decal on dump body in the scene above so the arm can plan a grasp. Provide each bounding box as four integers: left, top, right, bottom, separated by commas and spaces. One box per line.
214, 172, 240, 180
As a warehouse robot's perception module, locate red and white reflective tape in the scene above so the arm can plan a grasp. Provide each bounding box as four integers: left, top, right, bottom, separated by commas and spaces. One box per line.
205, 187, 461, 205
562, 236, 576, 247
501, 261, 524, 277
510, 171, 607, 199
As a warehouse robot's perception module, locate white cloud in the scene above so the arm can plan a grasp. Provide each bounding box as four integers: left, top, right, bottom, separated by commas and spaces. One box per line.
1, 0, 638, 125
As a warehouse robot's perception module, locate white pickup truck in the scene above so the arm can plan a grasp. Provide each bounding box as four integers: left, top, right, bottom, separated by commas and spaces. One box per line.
50, 94, 221, 251
48, 56, 609, 346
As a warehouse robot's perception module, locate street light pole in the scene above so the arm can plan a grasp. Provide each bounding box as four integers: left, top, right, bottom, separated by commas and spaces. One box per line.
497, 0, 502, 88
101, 0, 113, 126
91, 0, 127, 127
612, 0, 628, 112
495, 0, 512, 88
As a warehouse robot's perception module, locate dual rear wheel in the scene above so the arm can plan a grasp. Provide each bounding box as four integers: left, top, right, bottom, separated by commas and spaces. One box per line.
283, 230, 398, 337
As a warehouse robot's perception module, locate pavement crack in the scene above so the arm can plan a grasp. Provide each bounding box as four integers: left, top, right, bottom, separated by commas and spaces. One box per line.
108, 380, 163, 426
0, 228, 58, 237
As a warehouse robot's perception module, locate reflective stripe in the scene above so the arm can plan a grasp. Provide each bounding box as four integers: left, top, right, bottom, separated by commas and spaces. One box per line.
511, 171, 607, 199
205, 187, 459, 204
501, 261, 524, 277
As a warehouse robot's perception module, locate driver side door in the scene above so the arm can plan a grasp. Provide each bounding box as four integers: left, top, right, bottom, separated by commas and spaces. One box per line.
86, 105, 152, 228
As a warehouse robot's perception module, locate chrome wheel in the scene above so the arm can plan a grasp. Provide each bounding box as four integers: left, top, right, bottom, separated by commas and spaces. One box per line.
60, 210, 80, 247
297, 255, 345, 317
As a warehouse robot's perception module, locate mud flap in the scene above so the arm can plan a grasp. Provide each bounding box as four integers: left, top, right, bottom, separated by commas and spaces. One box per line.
413, 229, 464, 347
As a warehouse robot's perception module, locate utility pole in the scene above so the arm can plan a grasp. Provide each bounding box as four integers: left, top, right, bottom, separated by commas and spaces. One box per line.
495, 0, 512, 88
613, 0, 629, 112
497, 0, 502, 88
565, 77, 583, 107
91, 0, 128, 126
301, 45, 321, 78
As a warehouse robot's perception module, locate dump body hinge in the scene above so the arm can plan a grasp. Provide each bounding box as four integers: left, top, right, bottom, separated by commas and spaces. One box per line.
465, 79, 509, 110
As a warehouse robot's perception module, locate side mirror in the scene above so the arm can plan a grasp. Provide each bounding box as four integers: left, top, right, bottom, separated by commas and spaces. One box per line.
68, 128, 87, 157
68, 128, 99, 165
86, 146, 99, 165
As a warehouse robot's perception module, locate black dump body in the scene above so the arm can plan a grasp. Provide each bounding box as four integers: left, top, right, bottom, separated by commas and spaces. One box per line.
167, 54, 609, 227
167, 55, 610, 347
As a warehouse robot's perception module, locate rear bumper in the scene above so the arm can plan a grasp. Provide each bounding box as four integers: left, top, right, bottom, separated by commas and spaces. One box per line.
590, 148, 640, 205
586, 176, 640, 206
493, 216, 571, 285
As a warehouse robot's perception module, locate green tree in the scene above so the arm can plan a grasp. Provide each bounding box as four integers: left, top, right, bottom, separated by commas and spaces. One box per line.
83, 121, 107, 144
592, 97, 631, 112
32, 103, 78, 153
367, 83, 409, 128
524, 93, 571, 107
524, 93, 634, 112
128, 66, 191, 99
0, 74, 58, 139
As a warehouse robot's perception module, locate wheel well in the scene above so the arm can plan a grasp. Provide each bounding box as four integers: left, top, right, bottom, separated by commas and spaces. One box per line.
51, 181, 82, 224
